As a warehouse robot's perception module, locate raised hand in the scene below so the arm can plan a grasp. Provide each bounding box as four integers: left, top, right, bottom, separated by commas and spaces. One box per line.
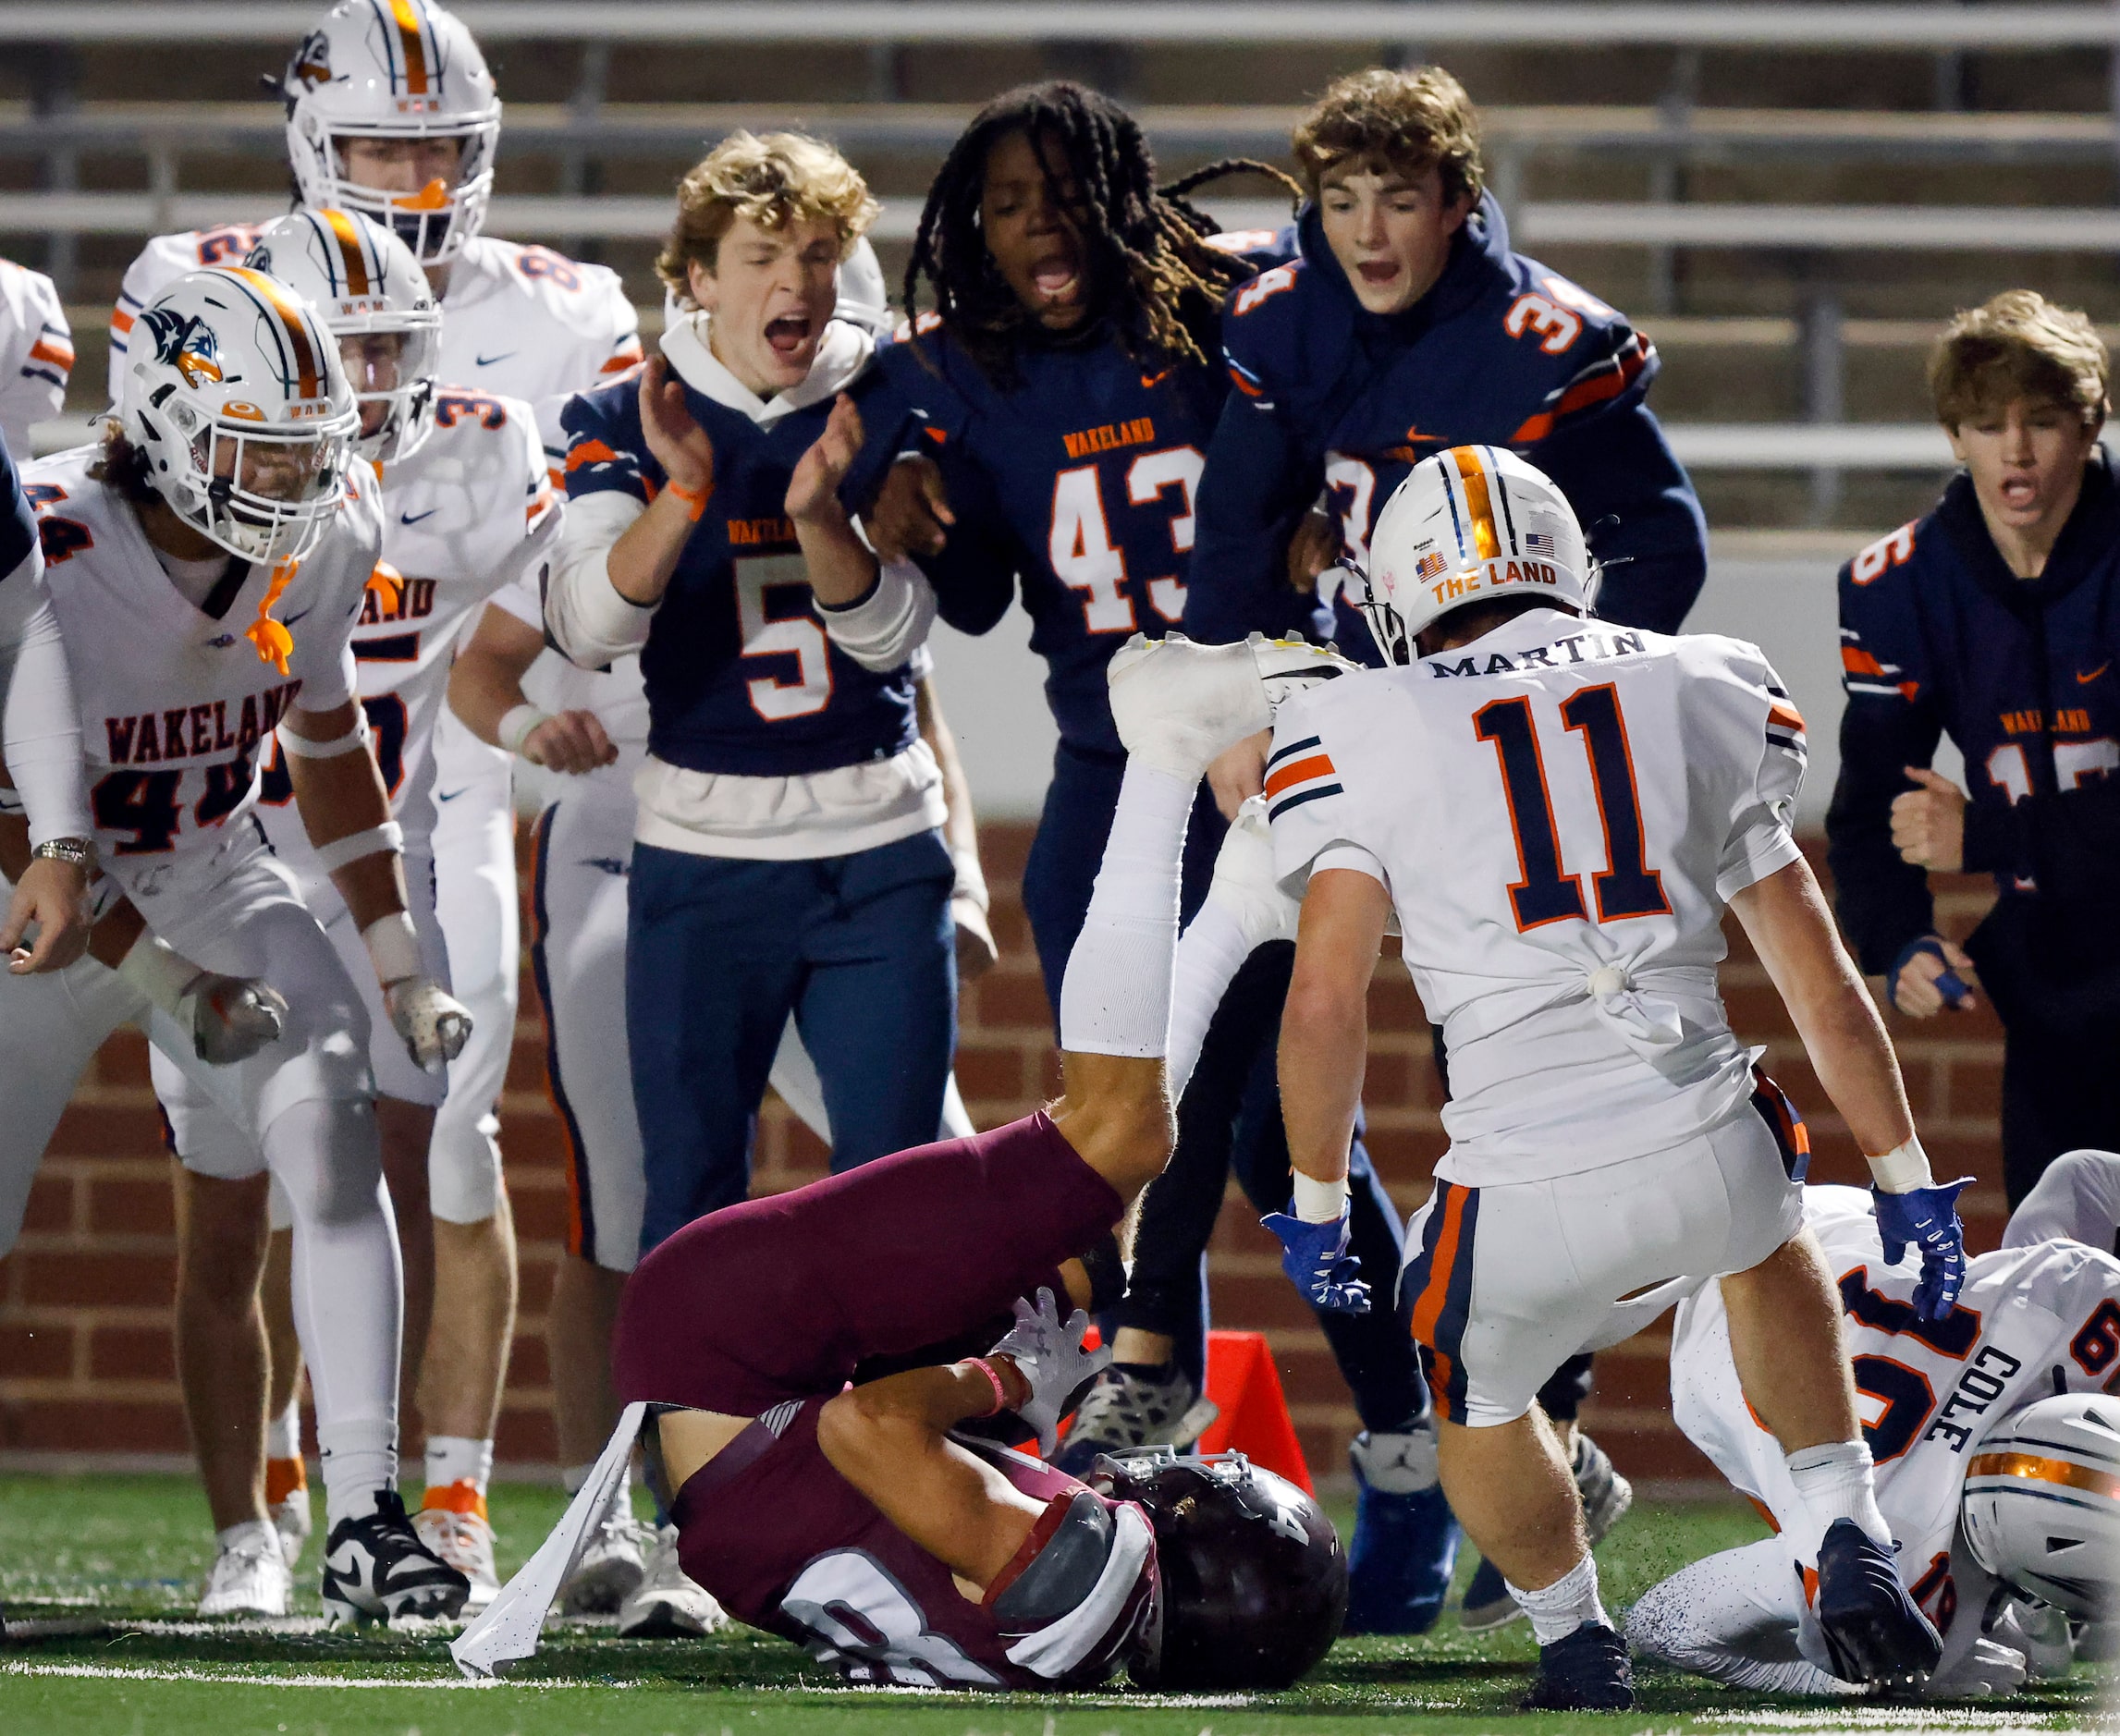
1891, 766, 1967, 873
987, 1285, 1109, 1458
638, 353, 716, 496
785, 394, 865, 526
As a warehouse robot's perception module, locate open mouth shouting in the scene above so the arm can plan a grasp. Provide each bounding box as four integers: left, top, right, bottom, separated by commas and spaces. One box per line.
765, 312, 815, 363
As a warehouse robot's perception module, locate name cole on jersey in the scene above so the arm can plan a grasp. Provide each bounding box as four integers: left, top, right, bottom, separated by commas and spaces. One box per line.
24, 445, 382, 888
253, 384, 557, 852
562, 362, 918, 778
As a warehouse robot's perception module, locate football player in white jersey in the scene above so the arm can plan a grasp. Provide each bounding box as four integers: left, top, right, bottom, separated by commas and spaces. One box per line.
107, 0, 645, 1549
1262, 445, 1966, 1707
0, 256, 71, 458
1632, 1175, 2120, 1695
5, 265, 470, 1624
150, 209, 558, 1610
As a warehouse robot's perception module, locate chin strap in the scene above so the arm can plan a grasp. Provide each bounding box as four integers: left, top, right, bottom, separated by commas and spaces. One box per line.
246, 557, 300, 675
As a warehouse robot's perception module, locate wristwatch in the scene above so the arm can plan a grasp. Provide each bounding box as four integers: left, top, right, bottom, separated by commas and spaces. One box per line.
30, 837, 92, 866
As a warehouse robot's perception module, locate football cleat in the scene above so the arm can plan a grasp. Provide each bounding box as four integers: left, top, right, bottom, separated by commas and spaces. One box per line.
412, 1490, 500, 1615
320, 1489, 471, 1627
266, 1457, 312, 1570
1343, 1425, 1461, 1635
1520, 1620, 1635, 1711
1574, 1430, 1634, 1546
198, 1521, 292, 1618
617, 1525, 726, 1638
1052, 1363, 1218, 1479
560, 1510, 649, 1617
1814, 1517, 1942, 1692
1106, 632, 1354, 781
1459, 1556, 1516, 1632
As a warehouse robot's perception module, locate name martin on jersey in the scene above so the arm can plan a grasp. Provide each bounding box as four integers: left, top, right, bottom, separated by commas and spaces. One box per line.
1427, 626, 1648, 679
103, 680, 304, 765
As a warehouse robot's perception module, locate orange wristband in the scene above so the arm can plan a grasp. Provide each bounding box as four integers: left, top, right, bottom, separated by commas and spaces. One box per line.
664, 479, 711, 522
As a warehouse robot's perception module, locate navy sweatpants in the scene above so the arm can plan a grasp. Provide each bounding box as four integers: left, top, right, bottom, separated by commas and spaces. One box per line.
626, 828, 956, 1254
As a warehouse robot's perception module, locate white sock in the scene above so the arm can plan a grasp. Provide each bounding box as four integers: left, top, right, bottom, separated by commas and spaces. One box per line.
1785, 1439, 1892, 1553
1167, 900, 1252, 1102
265, 1398, 301, 1462
215, 1517, 278, 1555
1508, 1553, 1611, 1647
425, 1435, 495, 1498
1059, 760, 1194, 1057
318, 1415, 396, 1530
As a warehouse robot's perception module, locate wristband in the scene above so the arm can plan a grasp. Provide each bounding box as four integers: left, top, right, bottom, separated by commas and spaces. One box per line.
312, 820, 403, 876
498, 703, 552, 760
664, 479, 711, 522
1292, 1170, 1350, 1224
965, 1356, 1011, 1418
116, 933, 203, 1019
362, 910, 423, 986
1868, 1135, 1937, 1194
276, 715, 372, 760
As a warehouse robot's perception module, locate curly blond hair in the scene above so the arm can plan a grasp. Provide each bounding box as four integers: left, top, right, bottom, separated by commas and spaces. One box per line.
1930, 290, 2110, 430
656, 130, 879, 305
1292, 67, 1484, 205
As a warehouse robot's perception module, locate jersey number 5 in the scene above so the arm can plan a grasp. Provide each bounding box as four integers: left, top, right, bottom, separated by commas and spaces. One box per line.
737, 555, 833, 721
1475, 683, 1671, 931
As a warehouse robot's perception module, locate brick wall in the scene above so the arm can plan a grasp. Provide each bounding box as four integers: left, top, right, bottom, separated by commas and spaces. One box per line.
0, 824, 2011, 1488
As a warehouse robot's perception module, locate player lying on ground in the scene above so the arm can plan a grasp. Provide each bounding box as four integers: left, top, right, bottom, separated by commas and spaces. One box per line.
1632, 1164, 2120, 1695
455, 630, 1356, 1690
1267, 444, 1967, 1707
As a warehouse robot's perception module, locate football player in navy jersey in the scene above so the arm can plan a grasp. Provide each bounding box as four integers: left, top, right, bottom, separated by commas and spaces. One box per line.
845, 83, 1454, 1636
1828, 291, 2120, 1208
545, 132, 974, 1260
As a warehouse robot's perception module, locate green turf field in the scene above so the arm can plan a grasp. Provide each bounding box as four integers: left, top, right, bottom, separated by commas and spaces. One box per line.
0, 1473, 2102, 1735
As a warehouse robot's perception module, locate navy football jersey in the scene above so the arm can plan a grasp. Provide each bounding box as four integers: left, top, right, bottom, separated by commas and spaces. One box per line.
562, 368, 918, 777
1825, 454, 2120, 1022
1184, 197, 1706, 655
852, 240, 1301, 758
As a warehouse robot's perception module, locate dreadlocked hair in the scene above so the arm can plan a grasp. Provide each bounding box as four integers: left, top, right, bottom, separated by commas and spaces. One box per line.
903, 82, 1301, 387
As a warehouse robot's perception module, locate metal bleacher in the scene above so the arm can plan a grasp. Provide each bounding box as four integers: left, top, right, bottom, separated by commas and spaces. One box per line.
3, 2, 2117, 521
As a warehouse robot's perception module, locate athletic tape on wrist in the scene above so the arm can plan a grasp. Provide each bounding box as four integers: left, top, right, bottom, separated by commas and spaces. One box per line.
498, 703, 552, 760
276, 716, 372, 760
1291, 1170, 1350, 1224
116, 935, 204, 1019
1868, 1135, 1936, 1193
362, 911, 423, 986
312, 821, 403, 876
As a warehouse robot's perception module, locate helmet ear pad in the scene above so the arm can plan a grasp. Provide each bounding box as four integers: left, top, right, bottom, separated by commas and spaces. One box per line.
1109, 1454, 1347, 1691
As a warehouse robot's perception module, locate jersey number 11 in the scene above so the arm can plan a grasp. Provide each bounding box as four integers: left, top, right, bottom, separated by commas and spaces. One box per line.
1475, 683, 1672, 931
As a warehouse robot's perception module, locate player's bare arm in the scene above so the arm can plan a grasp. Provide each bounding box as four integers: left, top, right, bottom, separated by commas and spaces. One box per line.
605, 355, 716, 607
1281, 869, 1391, 1192
448, 602, 617, 776
785, 394, 878, 607
916, 675, 999, 979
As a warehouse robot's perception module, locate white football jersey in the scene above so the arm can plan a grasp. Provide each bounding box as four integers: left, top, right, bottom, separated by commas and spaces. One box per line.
248, 387, 560, 861
1268, 607, 1807, 1185
0, 257, 69, 457
1672, 1184, 2120, 1657
23, 446, 382, 902
111, 228, 641, 480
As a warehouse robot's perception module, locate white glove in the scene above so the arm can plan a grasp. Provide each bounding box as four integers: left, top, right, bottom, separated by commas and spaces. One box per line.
987, 1285, 1109, 1459
384, 976, 472, 1073
1928, 1635, 2027, 1699
116, 934, 288, 1065
1989, 1595, 2074, 1681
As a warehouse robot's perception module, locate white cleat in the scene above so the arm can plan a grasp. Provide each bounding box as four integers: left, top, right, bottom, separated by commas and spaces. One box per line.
1107, 632, 1356, 780
412, 1502, 501, 1615
198, 1521, 292, 1618
617, 1524, 727, 1638
269, 1480, 312, 1571
561, 1510, 649, 1617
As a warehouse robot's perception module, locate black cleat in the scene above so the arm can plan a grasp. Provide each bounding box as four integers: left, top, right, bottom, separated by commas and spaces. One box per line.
1814, 1518, 1942, 1692
320, 1488, 471, 1627
1520, 1620, 1635, 1711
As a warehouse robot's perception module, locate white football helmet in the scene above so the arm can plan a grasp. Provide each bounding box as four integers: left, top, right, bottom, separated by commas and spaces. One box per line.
1962, 1393, 2120, 1618
282, 0, 501, 265
243, 208, 441, 464
120, 266, 359, 567
1347, 445, 1594, 665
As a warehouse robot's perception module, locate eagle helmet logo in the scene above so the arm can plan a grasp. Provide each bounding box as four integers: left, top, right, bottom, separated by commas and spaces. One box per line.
287, 31, 333, 95
140, 307, 226, 388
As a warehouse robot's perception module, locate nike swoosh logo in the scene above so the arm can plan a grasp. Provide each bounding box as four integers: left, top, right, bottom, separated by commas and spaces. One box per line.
400, 508, 437, 526
281, 607, 313, 627
2080, 664, 2110, 685
435, 787, 469, 803
475, 351, 516, 367
1140, 369, 1172, 390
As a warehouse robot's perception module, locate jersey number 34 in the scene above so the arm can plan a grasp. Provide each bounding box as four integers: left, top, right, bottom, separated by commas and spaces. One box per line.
1476, 684, 1672, 930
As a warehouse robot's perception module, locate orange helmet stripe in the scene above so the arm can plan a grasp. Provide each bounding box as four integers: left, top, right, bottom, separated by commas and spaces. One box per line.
1450, 446, 1502, 563
1969, 1449, 2120, 1503
320, 209, 372, 298
387, 0, 431, 95
222, 266, 324, 401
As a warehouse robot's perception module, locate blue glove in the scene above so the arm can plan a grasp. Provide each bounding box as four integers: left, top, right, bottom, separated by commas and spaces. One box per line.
1873, 1179, 1972, 1319
1261, 1204, 1371, 1314
1888, 936, 1971, 1011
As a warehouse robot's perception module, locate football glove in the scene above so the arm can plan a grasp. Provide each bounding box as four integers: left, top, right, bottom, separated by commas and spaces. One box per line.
1888, 936, 1972, 1011
384, 976, 473, 1073
1261, 1204, 1371, 1314
185, 972, 290, 1065
988, 1286, 1109, 1459
1873, 1178, 1971, 1319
